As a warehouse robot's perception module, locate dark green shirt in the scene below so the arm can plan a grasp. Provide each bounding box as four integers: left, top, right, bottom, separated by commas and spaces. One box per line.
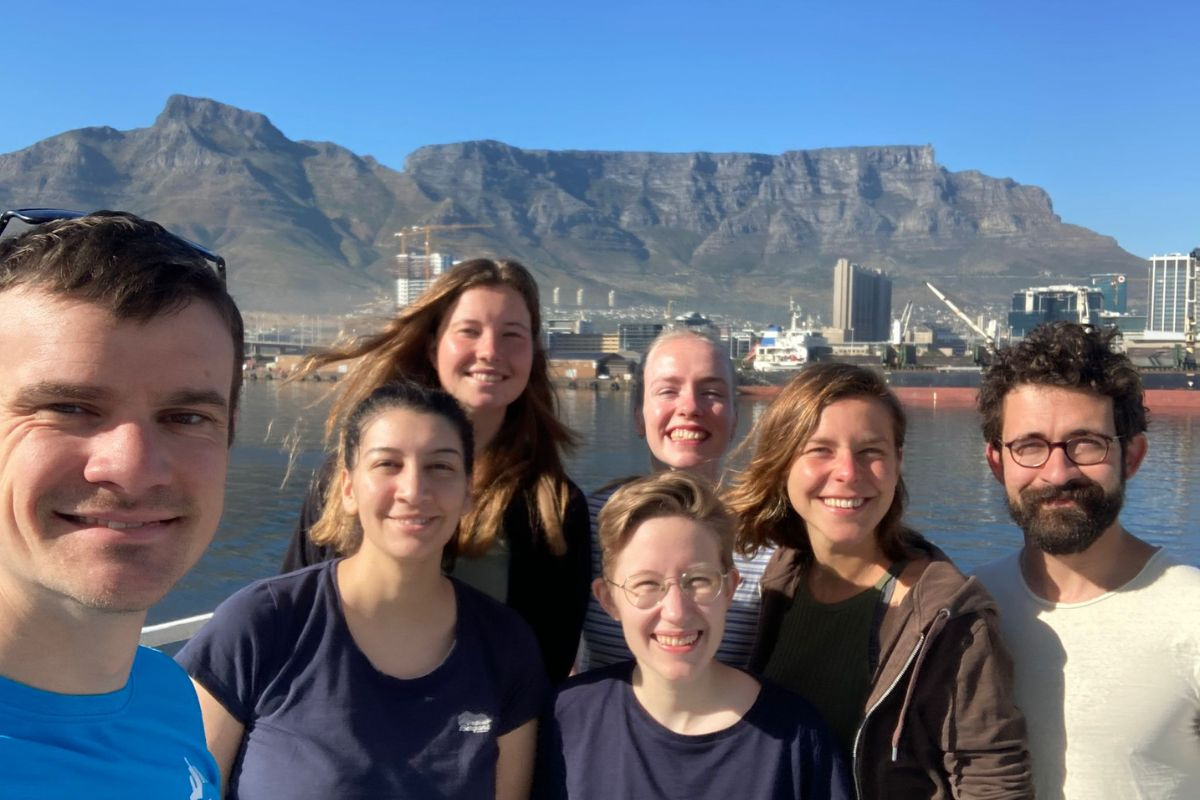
762, 565, 901, 758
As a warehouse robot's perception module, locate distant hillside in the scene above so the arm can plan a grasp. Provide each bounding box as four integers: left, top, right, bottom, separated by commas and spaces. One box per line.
0, 95, 1143, 314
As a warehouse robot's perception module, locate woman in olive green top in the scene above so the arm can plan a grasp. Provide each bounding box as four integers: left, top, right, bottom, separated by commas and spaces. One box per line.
726, 363, 1032, 799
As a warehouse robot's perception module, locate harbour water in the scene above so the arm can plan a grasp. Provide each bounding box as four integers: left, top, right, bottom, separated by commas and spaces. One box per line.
149, 381, 1200, 624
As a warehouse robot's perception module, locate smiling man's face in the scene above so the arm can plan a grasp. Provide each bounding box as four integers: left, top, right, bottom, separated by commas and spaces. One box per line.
0, 288, 234, 614
986, 384, 1145, 555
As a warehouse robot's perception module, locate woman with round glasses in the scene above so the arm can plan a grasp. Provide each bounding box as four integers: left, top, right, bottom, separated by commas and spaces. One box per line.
725, 363, 1032, 799
536, 471, 850, 799
180, 382, 547, 798
279, 258, 590, 682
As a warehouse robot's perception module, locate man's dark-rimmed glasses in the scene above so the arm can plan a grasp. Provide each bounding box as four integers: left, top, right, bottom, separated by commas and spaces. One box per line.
1003, 433, 1121, 469
0, 207, 227, 286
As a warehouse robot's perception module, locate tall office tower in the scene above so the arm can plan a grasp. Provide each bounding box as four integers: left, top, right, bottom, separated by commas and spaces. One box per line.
1089, 273, 1128, 313
831, 258, 893, 342
1147, 252, 1197, 335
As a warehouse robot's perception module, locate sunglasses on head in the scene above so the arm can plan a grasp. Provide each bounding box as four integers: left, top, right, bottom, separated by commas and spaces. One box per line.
0, 207, 228, 287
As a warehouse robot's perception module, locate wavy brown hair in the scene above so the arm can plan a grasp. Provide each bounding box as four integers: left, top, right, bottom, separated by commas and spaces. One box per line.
725, 362, 917, 565
295, 258, 577, 556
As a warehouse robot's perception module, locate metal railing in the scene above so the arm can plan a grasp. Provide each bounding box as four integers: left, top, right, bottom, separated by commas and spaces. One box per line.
140, 613, 213, 648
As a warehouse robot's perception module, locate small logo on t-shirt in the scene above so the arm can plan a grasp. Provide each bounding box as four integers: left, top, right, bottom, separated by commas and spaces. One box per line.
186, 757, 218, 800
457, 711, 493, 733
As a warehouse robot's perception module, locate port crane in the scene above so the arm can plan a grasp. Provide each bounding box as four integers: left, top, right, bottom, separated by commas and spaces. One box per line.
925, 281, 997, 353
891, 300, 914, 345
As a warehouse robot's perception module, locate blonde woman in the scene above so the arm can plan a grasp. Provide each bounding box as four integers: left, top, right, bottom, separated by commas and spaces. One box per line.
577, 329, 773, 671
538, 471, 848, 799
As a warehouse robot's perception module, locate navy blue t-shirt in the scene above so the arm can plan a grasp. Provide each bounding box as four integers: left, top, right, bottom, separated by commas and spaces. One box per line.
177, 562, 548, 799
535, 662, 850, 800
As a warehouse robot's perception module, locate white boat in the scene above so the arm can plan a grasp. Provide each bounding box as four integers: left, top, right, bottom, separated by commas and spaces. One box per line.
750, 309, 828, 373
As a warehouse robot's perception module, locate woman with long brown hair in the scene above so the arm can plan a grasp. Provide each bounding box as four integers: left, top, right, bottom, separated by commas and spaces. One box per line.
726, 362, 1031, 799
280, 258, 590, 681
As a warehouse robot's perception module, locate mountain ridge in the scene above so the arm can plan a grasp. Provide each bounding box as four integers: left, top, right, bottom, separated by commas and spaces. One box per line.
0, 95, 1142, 315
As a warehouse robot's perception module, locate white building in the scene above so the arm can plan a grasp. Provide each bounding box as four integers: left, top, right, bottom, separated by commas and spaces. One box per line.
395, 253, 455, 308
1146, 252, 1197, 338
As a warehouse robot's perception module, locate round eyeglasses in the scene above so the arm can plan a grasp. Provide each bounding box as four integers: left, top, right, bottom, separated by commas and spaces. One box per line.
606, 565, 728, 610
1002, 433, 1120, 469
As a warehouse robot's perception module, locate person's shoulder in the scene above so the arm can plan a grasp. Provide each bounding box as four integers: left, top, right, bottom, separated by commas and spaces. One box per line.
1137, 550, 1200, 598
453, 578, 540, 646
749, 677, 844, 755
192, 562, 333, 649
220, 560, 330, 614
753, 676, 827, 726
132, 645, 194, 690
554, 662, 632, 716
971, 550, 1022, 587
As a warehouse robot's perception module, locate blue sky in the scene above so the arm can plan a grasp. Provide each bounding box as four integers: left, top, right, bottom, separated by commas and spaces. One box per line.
4, 0, 1195, 257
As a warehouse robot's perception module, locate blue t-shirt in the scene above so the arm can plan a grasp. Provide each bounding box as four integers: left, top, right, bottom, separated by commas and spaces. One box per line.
177, 561, 548, 800
0, 646, 219, 799
536, 662, 850, 800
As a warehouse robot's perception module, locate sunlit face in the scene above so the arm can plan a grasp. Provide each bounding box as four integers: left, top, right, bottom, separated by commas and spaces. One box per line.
785, 397, 900, 560
433, 285, 534, 429
637, 337, 736, 475
342, 407, 471, 564
985, 384, 1145, 555
595, 515, 738, 686
0, 289, 235, 614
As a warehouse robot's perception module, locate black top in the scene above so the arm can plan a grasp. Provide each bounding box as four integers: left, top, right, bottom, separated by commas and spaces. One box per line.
280, 457, 592, 683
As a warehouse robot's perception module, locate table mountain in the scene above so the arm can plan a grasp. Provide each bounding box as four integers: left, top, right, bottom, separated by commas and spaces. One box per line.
0, 95, 1142, 315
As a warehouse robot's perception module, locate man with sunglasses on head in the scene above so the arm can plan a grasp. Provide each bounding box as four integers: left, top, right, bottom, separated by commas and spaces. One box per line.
0, 209, 241, 797
974, 321, 1200, 799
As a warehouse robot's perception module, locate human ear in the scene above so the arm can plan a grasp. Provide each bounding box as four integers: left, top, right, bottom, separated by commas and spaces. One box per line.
985, 443, 1005, 483
726, 567, 742, 595
340, 468, 358, 515
593, 578, 620, 621
1122, 433, 1148, 479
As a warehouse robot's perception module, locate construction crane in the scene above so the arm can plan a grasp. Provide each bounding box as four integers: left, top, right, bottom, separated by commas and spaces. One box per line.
394, 223, 494, 278
925, 281, 996, 353
395, 224, 493, 257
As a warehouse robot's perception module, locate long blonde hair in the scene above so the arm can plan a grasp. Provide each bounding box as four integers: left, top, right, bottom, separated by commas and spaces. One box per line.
296, 258, 577, 556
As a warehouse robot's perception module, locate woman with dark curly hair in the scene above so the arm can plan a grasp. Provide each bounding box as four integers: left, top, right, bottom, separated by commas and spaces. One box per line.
726, 362, 1032, 799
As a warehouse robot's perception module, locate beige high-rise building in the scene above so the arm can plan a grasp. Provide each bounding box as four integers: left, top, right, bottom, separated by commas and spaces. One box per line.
831, 258, 892, 342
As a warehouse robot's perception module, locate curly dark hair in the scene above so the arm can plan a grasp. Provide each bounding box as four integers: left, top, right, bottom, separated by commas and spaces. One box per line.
978, 322, 1147, 446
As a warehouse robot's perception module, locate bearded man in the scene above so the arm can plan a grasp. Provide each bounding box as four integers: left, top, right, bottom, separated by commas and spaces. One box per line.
974, 321, 1200, 800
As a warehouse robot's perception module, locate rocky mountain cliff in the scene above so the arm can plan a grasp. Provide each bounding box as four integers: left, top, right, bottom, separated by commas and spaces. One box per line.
0, 95, 1142, 314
